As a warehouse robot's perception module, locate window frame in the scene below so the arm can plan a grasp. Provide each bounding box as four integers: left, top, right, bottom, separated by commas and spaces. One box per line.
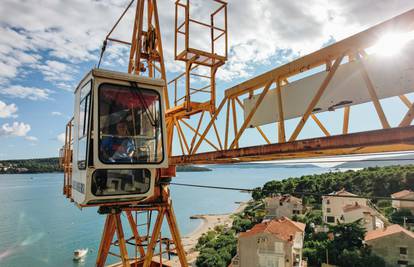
77, 80, 92, 170
91, 168, 152, 197
326, 216, 335, 223
400, 247, 408, 255
97, 82, 165, 165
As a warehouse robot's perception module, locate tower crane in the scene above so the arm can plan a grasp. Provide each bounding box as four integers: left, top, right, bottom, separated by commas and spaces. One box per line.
60, 1, 414, 266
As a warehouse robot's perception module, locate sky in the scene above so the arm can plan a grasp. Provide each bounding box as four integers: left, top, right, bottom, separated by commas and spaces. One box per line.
1, 0, 414, 160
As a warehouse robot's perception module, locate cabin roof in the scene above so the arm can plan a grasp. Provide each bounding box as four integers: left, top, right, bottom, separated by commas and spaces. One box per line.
74, 68, 165, 94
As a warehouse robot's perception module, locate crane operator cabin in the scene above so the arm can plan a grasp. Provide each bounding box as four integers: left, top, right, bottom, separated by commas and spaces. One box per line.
71, 69, 168, 207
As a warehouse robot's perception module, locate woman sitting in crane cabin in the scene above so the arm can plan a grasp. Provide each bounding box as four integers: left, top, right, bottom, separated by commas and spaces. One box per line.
101, 121, 135, 163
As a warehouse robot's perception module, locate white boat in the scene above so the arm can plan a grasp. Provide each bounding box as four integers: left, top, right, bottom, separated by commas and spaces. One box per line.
73, 248, 88, 261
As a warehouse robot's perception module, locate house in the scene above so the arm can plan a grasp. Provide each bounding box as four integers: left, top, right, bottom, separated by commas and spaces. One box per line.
232, 217, 305, 267
365, 224, 414, 267
391, 190, 414, 212
341, 203, 384, 231
322, 189, 368, 225
264, 195, 304, 219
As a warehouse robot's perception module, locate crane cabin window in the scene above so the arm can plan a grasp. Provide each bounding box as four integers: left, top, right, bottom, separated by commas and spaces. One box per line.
91, 169, 151, 196
78, 81, 92, 169
98, 83, 163, 164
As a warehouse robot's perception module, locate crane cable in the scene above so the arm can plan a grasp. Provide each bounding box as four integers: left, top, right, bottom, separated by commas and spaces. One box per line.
97, 0, 135, 68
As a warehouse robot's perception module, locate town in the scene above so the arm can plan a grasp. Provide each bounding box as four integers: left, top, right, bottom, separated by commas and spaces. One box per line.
195, 165, 414, 267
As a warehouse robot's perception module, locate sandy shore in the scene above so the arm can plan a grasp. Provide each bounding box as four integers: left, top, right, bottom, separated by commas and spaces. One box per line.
171, 201, 248, 266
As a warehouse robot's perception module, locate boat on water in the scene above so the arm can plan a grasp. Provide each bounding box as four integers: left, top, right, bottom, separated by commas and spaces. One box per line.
73, 248, 88, 261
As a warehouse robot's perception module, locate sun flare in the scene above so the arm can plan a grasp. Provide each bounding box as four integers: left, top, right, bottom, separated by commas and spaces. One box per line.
369, 32, 414, 56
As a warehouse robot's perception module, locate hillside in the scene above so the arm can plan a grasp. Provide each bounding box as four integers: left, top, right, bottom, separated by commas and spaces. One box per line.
0, 157, 62, 173
0, 157, 211, 174
212, 162, 320, 169
336, 154, 414, 168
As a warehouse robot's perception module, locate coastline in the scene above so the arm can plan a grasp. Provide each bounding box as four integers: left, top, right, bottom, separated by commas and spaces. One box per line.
172, 201, 248, 266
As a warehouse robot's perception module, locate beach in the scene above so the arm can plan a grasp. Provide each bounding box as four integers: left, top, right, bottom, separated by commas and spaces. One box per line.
171, 201, 248, 266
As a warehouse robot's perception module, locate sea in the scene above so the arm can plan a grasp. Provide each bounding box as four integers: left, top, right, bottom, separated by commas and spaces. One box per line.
0, 165, 330, 267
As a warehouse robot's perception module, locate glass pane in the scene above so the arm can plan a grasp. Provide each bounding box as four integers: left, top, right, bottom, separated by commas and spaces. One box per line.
80, 80, 91, 100
78, 137, 87, 169
79, 98, 86, 138
91, 169, 151, 196
84, 94, 90, 136
99, 83, 163, 164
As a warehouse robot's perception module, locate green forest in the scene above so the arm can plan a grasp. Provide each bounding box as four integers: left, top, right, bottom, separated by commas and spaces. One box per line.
196, 164, 414, 267
253, 164, 414, 202
0, 157, 62, 173
0, 157, 211, 174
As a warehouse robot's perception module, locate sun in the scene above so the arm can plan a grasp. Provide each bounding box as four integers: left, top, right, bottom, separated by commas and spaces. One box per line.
368, 32, 414, 57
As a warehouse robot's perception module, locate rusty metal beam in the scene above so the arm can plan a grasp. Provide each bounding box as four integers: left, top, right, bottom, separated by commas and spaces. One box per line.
399, 102, 414, 127
180, 118, 220, 151
170, 126, 414, 165
359, 60, 390, 129
234, 97, 271, 144
276, 80, 286, 143
311, 114, 330, 136
343, 106, 350, 134
399, 95, 412, 108
230, 79, 274, 149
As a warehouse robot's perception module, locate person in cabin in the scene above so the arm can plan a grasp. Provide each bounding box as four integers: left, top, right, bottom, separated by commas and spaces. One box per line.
101, 121, 135, 162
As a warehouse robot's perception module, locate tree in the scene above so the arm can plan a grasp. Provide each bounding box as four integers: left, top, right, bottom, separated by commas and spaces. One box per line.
196, 230, 217, 250
232, 217, 252, 233
196, 227, 237, 267
329, 220, 366, 252
252, 187, 263, 201
390, 208, 413, 225
336, 248, 386, 267
302, 241, 328, 266
196, 247, 226, 267
406, 171, 414, 190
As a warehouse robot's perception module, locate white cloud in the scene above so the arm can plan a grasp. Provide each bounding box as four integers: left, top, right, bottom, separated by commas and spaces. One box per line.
51, 111, 62, 116
211, 0, 414, 81
25, 136, 38, 142
0, 100, 18, 118
0, 85, 51, 100
36, 60, 75, 82
0, 0, 413, 89
0, 122, 31, 137
0, 0, 129, 84
57, 133, 66, 143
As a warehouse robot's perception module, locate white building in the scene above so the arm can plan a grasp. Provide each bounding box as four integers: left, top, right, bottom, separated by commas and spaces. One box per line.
264, 195, 304, 219
391, 190, 414, 212
322, 189, 368, 224
232, 217, 305, 267
342, 203, 384, 231
322, 189, 384, 230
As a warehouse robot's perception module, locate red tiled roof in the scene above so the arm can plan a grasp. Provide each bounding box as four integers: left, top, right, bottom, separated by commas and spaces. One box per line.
328, 188, 357, 197
265, 194, 302, 205
342, 203, 372, 213
391, 190, 414, 199
239, 217, 305, 242
365, 224, 414, 241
